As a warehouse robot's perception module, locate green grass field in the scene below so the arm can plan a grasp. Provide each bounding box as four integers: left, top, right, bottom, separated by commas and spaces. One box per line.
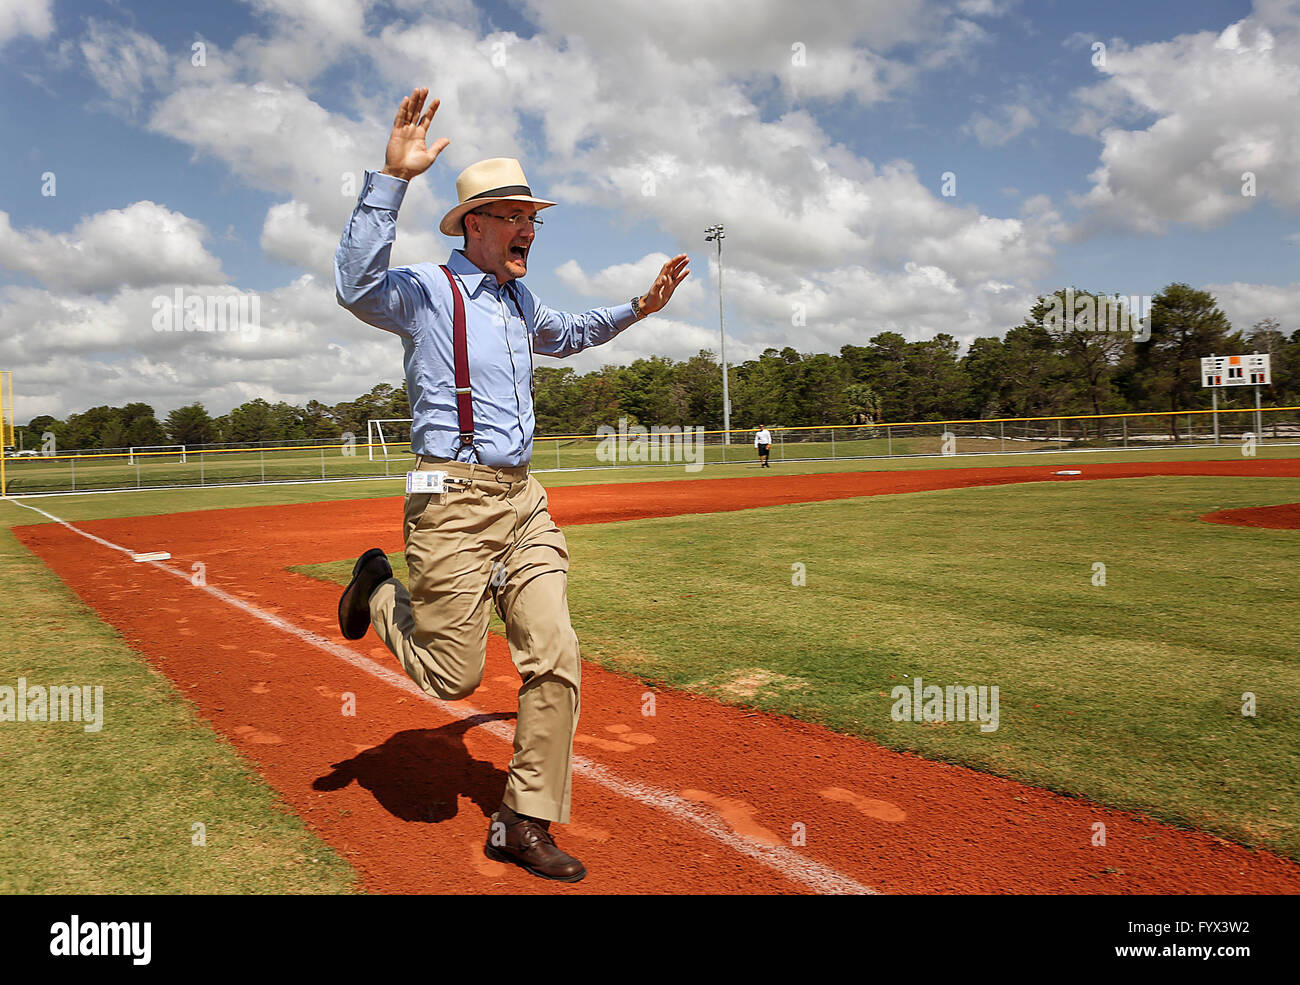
2, 446, 1297, 892
297, 475, 1300, 860
565, 478, 1300, 858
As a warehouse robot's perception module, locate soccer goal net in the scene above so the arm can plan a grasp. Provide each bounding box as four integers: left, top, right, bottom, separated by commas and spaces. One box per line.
128, 444, 187, 465
367, 419, 414, 461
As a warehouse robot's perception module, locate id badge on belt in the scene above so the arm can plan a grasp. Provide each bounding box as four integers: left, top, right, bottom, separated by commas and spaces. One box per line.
406, 470, 447, 494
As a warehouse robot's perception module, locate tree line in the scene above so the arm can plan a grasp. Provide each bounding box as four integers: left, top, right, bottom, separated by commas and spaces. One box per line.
16, 385, 411, 453
539, 283, 1296, 431
13, 284, 1298, 451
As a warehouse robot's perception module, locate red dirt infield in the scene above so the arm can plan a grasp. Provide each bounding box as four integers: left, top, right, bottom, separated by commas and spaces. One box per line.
1200, 503, 1300, 530
13, 458, 1300, 894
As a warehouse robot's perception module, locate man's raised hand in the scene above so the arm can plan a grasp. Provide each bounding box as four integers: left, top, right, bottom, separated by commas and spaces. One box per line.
382, 88, 449, 182
638, 254, 691, 316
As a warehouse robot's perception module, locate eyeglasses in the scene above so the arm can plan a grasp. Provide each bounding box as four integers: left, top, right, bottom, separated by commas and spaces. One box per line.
474, 211, 543, 229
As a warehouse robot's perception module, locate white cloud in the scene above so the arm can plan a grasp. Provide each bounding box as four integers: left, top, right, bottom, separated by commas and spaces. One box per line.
516, 0, 938, 90
0, 274, 411, 421
1070, 4, 1300, 235
260, 196, 446, 275
545, 313, 767, 376
957, 0, 1015, 15
783, 45, 905, 106
555, 253, 706, 310
0, 0, 53, 48
1203, 280, 1300, 336
172, 6, 1054, 293
966, 103, 1037, 146
78, 20, 171, 111
716, 260, 1033, 351
260, 200, 334, 272
151, 83, 392, 215
235, 0, 373, 84
0, 203, 225, 294
552, 249, 1036, 376
2, 0, 1072, 422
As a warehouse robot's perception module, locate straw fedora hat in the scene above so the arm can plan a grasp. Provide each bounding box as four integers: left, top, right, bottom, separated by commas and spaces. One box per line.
439, 158, 557, 236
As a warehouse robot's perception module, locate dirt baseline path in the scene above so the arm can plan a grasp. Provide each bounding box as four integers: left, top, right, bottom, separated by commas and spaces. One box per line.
14, 459, 1300, 894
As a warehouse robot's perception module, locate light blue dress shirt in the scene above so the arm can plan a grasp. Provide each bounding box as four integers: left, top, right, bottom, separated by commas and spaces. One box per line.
335, 169, 639, 467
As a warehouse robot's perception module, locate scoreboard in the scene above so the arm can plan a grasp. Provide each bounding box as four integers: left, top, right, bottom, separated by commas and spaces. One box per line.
1201, 353, 1270, 388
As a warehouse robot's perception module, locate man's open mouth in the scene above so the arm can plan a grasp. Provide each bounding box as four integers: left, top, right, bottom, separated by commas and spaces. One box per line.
510, 246, 528, 262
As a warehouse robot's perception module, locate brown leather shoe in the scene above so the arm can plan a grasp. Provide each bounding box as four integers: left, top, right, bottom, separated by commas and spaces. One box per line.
484, 809, 586, 883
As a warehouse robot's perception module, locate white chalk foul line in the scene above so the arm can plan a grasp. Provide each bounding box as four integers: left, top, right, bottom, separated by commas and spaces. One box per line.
12, 499, 878, 895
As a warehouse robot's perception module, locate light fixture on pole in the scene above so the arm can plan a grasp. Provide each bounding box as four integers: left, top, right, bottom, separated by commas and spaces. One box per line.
704, 223, 730, 444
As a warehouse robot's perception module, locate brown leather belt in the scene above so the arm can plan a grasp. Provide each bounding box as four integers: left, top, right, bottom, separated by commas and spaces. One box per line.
415, 455, 528, 486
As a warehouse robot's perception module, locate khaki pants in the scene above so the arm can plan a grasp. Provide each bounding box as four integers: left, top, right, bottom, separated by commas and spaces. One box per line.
368, 456, 581, 823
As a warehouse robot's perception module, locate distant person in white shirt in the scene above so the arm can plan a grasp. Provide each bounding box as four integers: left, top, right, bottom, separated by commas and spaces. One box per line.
754, 425, 773, 468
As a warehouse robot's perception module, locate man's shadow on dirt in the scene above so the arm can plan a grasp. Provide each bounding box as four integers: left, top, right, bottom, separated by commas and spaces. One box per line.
312, 712, 514, 823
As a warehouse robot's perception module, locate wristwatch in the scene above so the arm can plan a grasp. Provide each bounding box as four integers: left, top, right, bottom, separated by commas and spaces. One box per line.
631, 296, 644, 319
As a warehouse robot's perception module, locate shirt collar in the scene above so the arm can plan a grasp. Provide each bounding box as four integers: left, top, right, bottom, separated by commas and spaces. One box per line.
446, 249, 505, 297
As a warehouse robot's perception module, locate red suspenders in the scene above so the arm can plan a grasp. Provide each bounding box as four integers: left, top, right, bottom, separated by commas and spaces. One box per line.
438, 265, 476, 454
438, 265, 532, 461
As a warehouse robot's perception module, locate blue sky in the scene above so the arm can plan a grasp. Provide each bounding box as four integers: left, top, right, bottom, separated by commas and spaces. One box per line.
1, 0, 1297, 420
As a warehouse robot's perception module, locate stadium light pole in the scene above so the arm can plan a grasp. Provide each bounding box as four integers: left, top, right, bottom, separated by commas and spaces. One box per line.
704, 224, 730, 444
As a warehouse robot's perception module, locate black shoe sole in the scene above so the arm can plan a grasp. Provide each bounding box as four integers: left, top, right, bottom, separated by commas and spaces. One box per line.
338, 548, 392, 640
484, 844, 587, 882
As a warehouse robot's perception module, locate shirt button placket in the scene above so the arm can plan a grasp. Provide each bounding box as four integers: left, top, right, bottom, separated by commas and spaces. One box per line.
499, 292, 526, 459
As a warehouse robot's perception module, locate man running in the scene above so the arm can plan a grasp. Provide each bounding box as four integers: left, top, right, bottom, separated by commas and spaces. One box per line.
333, 88, 690, 882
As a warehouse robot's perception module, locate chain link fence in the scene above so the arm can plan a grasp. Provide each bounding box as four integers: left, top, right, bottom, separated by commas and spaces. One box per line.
4, 408, 1297, 496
